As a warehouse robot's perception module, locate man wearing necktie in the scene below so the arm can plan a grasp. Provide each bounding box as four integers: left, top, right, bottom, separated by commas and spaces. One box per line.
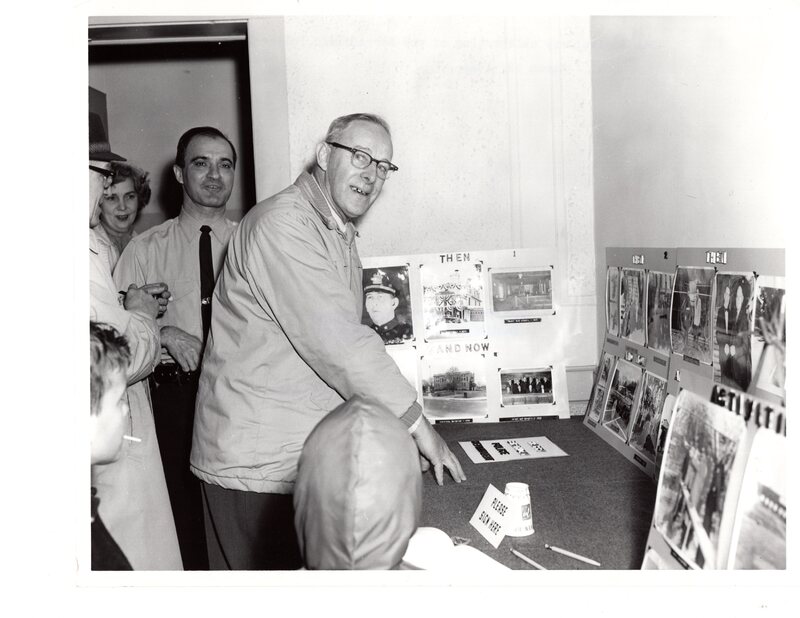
715, 283, 735, 383
114, 127, 238, 570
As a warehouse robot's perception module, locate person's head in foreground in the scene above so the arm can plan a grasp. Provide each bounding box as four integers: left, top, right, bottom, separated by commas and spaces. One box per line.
293, 395, 421, 569
90, 322, 131, 466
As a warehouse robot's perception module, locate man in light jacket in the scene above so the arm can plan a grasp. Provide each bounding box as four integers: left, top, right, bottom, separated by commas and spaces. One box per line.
191, 113, 466, 570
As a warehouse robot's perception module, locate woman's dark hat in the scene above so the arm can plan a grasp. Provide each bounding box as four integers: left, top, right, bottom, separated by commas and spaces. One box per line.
89, 112, 126, 162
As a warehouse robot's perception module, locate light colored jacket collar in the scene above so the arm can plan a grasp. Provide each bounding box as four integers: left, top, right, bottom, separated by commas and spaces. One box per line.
294, 171, 357, 243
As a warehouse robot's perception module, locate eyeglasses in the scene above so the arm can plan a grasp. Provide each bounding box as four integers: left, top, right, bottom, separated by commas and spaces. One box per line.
89, 165, 116, 187
326, 142, 398, 180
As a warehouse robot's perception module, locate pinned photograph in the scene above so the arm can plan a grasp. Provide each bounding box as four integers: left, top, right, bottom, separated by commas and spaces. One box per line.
601, 359, 643, 442
628, 373, 668, 462
598, 352, 615, 388
490, 267, 553, 315
655, 394, 676, 472
361, 265, 414, 345
421, 354, 488, 420
713, 273, 755, 391
586, 384, 606, 424
654, 390, 746, 569
670, 267, 715, 364
421, 262, 485, 340
647, 271, 674, 355
606, 267, 620, 336
749, 276, 785, 403
620, 268, 646, 346
499, 368, 554, 407
728, 429, 786, 569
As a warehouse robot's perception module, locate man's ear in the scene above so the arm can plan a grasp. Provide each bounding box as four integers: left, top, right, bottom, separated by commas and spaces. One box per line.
391, 297, 400, 311
173, 164, 184, 185
315, 141, 330, 172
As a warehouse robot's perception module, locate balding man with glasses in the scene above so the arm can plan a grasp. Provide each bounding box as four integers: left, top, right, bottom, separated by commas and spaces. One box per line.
191, 113, 466, 570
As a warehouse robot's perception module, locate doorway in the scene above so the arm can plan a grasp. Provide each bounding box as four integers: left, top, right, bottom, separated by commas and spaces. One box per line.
88, 20, 255, 229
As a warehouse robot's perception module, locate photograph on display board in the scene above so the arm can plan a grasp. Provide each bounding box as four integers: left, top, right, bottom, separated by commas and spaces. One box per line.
598, 352, 615, 387
606, 267, 620, 336
620, 268, 646, 346
654, 390, 746, 569
628, 372, 668, 462
586, 384, 607, 424
728, 429, 786, 569
361, 265, 414, 345
670, 266, 715, 364
713, 273, 755, 391
490, 267, 553, 315
750, 276, 785, 403
421, 353, 488, 420
655, 393, 677, 472
647, 271, 674, 355
499, 367, 554, 407
601, 359, 643, 441
421, 262, 485, 340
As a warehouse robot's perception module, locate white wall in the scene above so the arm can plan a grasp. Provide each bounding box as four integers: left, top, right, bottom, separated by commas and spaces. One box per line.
591, 16, 791, 350
254, 16, 598, 404
278, 16, 595, 273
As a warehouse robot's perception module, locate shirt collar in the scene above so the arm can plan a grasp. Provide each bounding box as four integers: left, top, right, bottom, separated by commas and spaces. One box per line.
177, 208, 229, 241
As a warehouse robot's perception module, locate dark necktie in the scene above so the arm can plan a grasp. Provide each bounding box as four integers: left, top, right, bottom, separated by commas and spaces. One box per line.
200, 225, 214, 343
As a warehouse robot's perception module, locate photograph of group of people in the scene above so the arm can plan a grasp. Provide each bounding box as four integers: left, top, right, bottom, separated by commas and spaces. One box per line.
601, 359, 644, 442
605, 264, 785, 406
627, 372, 668, 462
653, 390, 745, 569
500, 368, 554, 406
585, 349, 673, 472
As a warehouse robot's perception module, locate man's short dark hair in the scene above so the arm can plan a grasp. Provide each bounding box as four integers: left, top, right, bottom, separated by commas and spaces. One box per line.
90, 322, 131, 416
175, 126, 237, 169
109, 161, 152, 210
324, 113, 392, 143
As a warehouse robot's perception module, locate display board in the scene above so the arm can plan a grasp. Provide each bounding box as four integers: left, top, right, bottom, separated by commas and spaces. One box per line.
583, 247, 676, 477
362, 248, 571, 422
642, 247, 785, 570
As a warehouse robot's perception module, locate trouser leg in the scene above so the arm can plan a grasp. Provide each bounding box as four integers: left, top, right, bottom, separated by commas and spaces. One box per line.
151, 376, 208, 570
200, 482, 302, 570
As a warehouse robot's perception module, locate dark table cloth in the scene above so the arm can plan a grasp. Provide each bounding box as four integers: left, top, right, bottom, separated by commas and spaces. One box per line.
419, 418, 657, 570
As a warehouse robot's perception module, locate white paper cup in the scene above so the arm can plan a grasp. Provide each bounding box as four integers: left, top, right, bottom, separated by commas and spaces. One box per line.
504, 482, 534, 537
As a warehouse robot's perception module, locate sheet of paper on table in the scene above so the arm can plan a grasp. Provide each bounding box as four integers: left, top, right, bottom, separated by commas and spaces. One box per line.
459, 436, 568, 464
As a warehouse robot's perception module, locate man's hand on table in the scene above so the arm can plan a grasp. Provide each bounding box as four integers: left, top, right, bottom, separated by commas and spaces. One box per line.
411, 414, 467, 486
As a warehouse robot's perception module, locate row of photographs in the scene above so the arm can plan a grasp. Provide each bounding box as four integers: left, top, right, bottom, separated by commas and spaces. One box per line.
360, 261, 554, 345
647, 390, 785, 570
387, 346, 567, 422
606, 267, 785, 400
585, 353, 675, 469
